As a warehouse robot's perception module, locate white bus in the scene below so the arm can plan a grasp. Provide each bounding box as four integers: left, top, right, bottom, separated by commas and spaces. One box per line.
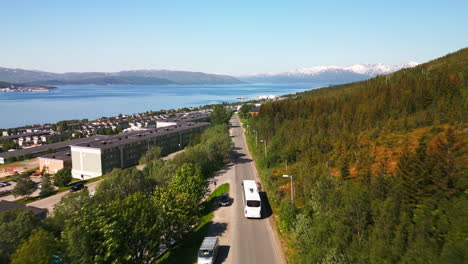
242, 180, 261, 218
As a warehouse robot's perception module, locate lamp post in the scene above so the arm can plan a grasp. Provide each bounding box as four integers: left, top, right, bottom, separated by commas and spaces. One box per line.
260, 139, 267, 158
282, 174, 294, 201
253, 130, 258, 147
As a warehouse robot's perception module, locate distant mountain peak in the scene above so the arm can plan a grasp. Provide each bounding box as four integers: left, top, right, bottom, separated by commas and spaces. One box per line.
239, 62, 419, 84
286, 62, 419, 77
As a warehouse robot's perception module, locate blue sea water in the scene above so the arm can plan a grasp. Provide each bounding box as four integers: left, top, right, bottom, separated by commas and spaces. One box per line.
0, 83, 323, 129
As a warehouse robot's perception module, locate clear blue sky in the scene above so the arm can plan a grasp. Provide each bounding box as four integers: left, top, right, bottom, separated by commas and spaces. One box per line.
1, 0, 467, 75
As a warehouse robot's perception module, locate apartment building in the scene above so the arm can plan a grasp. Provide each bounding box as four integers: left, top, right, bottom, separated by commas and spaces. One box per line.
70, 122, 209, 179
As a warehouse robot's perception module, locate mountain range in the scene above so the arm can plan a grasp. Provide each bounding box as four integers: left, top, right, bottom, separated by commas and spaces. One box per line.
238, 62, 419, 84
0, 68, 243, 85
0, 62, 419, 86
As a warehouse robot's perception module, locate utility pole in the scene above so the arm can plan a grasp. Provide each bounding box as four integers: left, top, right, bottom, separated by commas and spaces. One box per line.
260, 139, 267, 158
253, 130, 258, 147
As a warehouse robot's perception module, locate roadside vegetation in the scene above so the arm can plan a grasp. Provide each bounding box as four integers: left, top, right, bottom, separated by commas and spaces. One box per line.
0, 105, 232, 264
157, 183, 229, 264
242, 48, 467, 263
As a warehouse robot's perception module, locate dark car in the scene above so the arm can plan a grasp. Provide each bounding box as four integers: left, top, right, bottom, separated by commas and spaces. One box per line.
11, 177, 18, 182
0, 181, 11, 187
70, 183, 85, 192
218, 193, 230, 206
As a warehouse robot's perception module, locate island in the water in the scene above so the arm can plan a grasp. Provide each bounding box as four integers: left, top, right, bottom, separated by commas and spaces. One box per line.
0, 81, 55, 92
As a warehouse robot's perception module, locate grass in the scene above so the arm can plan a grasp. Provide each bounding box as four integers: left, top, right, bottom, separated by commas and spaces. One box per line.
157, 183, 229, 264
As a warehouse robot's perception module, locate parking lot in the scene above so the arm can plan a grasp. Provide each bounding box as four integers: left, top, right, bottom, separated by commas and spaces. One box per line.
0, 174, 43, 201
0, 158, 40, 178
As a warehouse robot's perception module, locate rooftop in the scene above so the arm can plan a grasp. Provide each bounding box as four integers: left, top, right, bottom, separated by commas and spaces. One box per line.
0, 200, 47, 216
0, 131, 50, 140
249, 107, 261, 113
0, 135, 108, 159
38, 151, 72, 161
72, 122, 210, 150
158, 113, 210, 123
200, 237, 218, 250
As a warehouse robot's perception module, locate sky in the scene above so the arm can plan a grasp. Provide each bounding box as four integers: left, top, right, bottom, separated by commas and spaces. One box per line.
1, 0, 467, 76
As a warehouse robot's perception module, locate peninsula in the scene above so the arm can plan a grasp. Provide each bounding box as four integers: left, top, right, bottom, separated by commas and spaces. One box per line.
0, 81, 55, 92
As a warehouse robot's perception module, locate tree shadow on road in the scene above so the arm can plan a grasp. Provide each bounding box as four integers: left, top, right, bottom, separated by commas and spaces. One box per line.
208, 222, 228, 237
231, 149, 252, 164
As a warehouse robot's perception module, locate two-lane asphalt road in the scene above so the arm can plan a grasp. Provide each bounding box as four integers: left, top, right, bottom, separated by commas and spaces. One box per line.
229, 114, 284, 264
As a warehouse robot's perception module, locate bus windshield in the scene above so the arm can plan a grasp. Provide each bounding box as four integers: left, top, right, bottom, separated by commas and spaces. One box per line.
198, 249, 213, 258
247, 200, 261, 207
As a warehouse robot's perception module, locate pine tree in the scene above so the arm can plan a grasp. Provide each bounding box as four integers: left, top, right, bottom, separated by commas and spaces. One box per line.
39, 174, 54, 197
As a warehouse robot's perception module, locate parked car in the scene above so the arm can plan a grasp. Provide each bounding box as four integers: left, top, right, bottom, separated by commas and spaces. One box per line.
70, 183, 85, 192
11, 177, 18, 182
0, 181, 11, 187
218, 193, 231, 206
198, 236, 219, 264
37, 183, 42, 189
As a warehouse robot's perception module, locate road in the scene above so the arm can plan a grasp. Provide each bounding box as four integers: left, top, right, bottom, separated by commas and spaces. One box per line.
208, 114, 285, 264
28, 180, 101, 212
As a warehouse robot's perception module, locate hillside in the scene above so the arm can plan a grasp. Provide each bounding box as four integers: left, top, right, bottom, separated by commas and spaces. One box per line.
0, 67, 243, 85
243, 48, 467, 263
27, 76, 174, 85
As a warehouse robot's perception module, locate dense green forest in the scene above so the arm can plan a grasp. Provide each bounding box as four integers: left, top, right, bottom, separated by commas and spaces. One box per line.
0, 109, 232, 264
243, 48, 467, 263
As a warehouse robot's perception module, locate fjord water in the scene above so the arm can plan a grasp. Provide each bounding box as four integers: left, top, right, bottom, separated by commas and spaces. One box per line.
0, 83, 323, 128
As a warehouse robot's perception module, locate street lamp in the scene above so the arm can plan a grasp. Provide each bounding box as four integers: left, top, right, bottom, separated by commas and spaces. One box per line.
282, 174, 294, 201
260, 139, 267, 158
253, 130, 258, 147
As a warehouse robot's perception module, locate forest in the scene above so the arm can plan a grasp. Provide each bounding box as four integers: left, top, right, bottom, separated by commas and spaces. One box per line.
242, 48, 467, 263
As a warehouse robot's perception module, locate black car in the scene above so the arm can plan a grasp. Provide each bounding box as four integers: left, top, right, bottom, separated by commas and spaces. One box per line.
0, 181, 11, 187
218, 193, 231, 206
70, 183, 85, 192
11, 177, 18, 182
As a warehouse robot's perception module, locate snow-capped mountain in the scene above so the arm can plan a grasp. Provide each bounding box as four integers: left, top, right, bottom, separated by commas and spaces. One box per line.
239, 62, 419, 84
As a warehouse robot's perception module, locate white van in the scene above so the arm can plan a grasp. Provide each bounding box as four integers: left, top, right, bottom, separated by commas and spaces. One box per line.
198, 236, 219, 264
242, 180, 261, 218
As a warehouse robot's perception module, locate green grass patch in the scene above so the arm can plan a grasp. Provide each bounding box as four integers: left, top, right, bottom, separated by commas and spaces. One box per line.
157, 183, 229, 264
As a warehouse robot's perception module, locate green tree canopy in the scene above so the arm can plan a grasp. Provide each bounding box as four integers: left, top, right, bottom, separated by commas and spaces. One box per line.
139, 146, 161, 165
0, 210, 40, 263
239, 103, 255, 119
12, 174, 37, 198
53, 168, 72, 187
11, 229, 60, 264
39, 174, 54, 197
210, 104, 232, 125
